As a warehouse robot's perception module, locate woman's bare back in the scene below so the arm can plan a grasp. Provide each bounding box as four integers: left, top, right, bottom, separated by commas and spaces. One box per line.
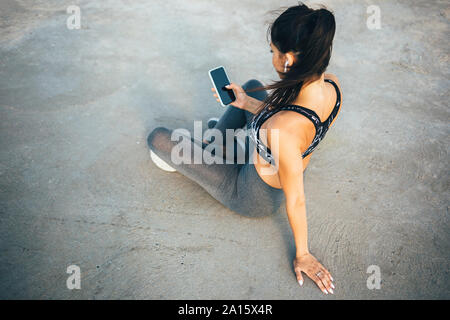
253, 73, 343, 189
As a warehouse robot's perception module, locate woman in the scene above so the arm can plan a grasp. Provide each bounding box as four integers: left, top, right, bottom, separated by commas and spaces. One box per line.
147, 3, 342, 295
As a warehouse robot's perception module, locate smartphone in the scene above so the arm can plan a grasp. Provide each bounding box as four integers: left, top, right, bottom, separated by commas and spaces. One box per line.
208, 66, 236, 107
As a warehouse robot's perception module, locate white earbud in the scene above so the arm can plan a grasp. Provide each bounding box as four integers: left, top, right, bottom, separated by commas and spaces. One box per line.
284, 60, 289, 73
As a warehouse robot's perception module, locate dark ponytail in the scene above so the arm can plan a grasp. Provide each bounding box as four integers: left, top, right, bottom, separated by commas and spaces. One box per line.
250, 3, 336, 114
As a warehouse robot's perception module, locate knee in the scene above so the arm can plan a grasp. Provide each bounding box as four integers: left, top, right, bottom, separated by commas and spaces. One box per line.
147, 126, 170, 150
242, 79, 264, 91
242, 79, 267, 102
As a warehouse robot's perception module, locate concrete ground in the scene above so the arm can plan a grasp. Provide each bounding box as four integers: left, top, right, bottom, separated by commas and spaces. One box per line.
0, 0, 448, 299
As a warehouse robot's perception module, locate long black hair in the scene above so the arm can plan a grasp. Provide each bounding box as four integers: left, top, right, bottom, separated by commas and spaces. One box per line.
250, 2, 336, 114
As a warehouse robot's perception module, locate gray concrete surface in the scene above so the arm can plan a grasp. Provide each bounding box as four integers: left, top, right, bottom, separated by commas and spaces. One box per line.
0, 0, 449, 299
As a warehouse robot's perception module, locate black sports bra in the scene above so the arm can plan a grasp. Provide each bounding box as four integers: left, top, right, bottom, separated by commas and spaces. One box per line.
248, 78, 341, 164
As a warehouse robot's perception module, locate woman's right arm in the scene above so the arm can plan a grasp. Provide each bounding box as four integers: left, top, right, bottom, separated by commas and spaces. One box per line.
268, 120, 335, 295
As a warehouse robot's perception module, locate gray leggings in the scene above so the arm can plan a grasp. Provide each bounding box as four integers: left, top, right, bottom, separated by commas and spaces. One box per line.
147, 80, 285, 217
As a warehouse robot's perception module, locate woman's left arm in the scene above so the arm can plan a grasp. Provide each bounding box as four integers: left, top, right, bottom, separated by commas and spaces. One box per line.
268, 124, 335, 294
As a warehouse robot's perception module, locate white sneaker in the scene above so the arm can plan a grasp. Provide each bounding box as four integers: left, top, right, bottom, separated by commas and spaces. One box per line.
149, 149, 176, 172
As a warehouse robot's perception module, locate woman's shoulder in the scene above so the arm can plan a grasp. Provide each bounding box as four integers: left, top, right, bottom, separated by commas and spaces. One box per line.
265, 108, 314, 144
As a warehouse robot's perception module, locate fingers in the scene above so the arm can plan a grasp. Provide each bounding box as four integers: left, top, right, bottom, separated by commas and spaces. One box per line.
312, 274, 329, 295
297, 269, 334, 294
211, 88, 219, 102
314, 269, 334, 294
213, 83, 241, 92
294, 268, 304, 286
322, 268, 335, 289
323, 268, 334, 281
317, 266, 334, 293
294, 254, 335, 295
225, 83, 238, 91
318, 270, 334, 294
225, 83, 242, 93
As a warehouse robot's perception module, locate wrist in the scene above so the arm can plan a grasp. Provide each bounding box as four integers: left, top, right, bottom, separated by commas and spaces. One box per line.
242, 96, 251, 111
296, 249, 310, 258
245, 96, 258, 114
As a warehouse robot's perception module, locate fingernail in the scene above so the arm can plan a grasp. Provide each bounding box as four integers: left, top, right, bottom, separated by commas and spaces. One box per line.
330, 276, 334, 281
329, 288, 334, 294
298, 280, 303, 286
323, 289, 328, 295
331, 283, 335, 289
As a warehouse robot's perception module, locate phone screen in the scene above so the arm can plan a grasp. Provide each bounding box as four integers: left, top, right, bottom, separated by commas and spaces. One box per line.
209, 67, 236, 106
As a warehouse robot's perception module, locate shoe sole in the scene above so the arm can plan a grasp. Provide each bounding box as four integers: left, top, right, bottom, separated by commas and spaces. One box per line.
149, 150, 176, 172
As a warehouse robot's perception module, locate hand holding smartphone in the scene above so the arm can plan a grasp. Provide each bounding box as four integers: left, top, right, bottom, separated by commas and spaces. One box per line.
208, 66, 236, 107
